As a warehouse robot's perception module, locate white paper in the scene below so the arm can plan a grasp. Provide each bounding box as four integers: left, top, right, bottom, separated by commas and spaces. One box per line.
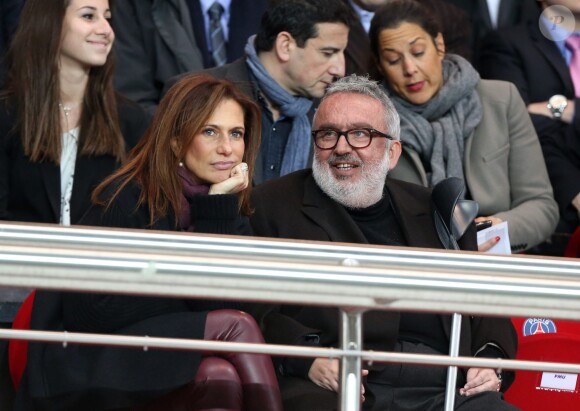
540, 372, 578, 391
476, 221, 511, 254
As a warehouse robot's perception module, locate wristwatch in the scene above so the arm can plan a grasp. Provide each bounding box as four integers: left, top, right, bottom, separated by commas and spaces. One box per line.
547, 95, 568, 119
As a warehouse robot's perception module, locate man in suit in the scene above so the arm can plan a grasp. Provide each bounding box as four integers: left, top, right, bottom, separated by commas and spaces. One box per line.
111, 0, 267, 114
480, 0, 580, 232
169, 0, 353, 185
343, 0, 471, 79
249, 74, 518, 411
445, 0, 540, 67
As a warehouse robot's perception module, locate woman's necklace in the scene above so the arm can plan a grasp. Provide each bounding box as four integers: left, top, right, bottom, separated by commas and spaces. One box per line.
59, 103, 73, 117
59, 102, 81, 135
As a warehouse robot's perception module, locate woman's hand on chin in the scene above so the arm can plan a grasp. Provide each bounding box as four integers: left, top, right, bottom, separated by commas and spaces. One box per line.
208, 162, 249, 195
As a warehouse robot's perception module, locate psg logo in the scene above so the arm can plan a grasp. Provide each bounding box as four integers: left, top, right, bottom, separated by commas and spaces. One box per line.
522, 318, 558, 337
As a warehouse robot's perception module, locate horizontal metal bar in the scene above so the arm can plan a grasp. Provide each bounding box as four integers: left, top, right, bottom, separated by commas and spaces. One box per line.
1, 222, 579, 275
1, 234, 580, 319
2, 328, 579, 374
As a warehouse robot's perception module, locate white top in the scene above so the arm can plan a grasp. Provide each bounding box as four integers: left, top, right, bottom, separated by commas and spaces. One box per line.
200, 0, 232, 51
59, 127, 79, 226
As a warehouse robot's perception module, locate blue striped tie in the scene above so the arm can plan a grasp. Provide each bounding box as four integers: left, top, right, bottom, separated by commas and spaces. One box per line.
208, 2, 227, 67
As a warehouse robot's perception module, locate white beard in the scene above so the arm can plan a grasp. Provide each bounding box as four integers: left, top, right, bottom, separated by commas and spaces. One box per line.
312, 151, 391, 209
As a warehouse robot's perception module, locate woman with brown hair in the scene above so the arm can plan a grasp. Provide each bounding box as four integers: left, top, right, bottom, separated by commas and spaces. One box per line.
15, 73, 283, 411
0, 0, 148, 326
0, 0, 148, 226
89, 71, 260, 232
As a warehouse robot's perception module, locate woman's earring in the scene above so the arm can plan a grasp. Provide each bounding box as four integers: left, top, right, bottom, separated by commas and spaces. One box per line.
178, 161, 184, 167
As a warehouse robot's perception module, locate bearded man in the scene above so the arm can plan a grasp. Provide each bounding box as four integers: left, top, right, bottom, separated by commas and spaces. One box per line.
249, 74, 517, 411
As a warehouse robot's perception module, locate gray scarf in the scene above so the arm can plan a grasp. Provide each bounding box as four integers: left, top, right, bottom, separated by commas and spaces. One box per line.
244, 35, 312, 176
387, 54, 482, 186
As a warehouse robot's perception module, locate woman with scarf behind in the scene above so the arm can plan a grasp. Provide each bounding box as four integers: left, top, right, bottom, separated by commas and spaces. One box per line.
369, 0, 558, 253
16, 74, 283, 411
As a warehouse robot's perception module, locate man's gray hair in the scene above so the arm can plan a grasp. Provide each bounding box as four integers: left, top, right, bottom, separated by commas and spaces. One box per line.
320, 74, 401, 140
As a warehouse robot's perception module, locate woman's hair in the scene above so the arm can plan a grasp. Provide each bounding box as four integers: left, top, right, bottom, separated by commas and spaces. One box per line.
93, 74, 262, 226
3, 0, 124, 163
369, 0, 442, 62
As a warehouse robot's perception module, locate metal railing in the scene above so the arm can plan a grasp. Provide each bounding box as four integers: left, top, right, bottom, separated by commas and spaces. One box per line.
1, 222, 580, 410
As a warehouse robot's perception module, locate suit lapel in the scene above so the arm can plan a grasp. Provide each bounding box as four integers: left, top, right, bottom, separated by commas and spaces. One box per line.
345, 20, 372, 75
386, 179, 442, 249
498, 0, 517, 28
151, 0, 204, 72
39, 162, 60, 222
301, 174, 367, 243
69, 156, 94, 224
476, 0, 493, 32
530, 22, 575, 91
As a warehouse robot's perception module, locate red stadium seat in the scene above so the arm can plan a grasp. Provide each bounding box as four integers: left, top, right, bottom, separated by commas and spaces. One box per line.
8, 290, 35, 390
564, 226, 580, 258
505, 317, 580, 410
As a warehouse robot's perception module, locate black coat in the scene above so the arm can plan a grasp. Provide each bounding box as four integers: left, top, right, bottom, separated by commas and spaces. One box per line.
541, 114, 580, 231
249, 170, 517, 388
0, 95, 149, 224
15, 181, 251, 410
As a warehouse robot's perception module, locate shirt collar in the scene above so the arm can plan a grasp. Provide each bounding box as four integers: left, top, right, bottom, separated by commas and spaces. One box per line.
348, 0, 374, 33
200, 0, 232, 16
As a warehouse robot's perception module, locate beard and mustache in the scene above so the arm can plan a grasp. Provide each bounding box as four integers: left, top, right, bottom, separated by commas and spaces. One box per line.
312, 149, 391, 209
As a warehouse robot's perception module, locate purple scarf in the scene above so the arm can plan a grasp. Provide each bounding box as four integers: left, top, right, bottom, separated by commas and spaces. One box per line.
178, 166, 210, 232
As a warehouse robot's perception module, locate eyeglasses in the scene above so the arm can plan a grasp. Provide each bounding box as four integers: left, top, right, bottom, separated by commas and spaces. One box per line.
311, 128, 394, 150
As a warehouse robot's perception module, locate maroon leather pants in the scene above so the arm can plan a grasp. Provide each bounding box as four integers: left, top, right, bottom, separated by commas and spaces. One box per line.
135, 310, 282, 411
202, 310, 283, 411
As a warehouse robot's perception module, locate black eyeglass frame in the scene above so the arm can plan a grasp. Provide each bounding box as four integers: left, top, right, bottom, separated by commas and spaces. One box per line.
311, 128, 394, 150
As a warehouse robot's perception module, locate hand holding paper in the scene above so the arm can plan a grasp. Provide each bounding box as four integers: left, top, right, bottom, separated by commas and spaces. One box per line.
477, 221, 511, 254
